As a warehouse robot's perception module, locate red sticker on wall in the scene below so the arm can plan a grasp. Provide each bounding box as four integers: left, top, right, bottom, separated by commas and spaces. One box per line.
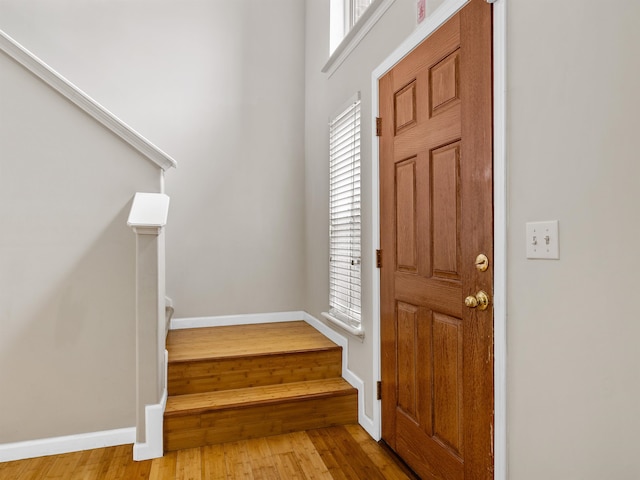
417, 0, 426, 23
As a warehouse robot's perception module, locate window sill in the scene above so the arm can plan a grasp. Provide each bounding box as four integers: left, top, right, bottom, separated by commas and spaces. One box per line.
322, 0, 396, 76
321, 311, 365, 340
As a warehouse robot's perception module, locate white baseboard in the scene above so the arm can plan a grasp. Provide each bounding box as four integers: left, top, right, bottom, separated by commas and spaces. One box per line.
133, 349, 168, 461
0, 427, 135, 463
302, 312, 377, 440
133, 388, 167, 461
170, 310, 305, 330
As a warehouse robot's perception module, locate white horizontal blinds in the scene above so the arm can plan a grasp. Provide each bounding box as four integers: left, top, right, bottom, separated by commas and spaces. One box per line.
329, 97, 361, 327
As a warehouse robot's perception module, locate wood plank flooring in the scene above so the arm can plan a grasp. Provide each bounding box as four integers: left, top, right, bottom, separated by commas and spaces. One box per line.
0, 425, 417, 479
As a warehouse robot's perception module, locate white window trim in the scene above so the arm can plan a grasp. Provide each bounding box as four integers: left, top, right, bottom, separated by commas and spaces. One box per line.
321, 311, 364, 339
323, 0, 396, 77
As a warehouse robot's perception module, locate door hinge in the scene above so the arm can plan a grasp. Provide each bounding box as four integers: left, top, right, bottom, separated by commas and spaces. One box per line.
376, 249, 382, 268
377, 381, 382, 400
376, 117, 382, 136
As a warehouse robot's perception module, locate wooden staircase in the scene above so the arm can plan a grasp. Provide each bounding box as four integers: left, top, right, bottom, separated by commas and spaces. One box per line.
164, 321, 358, 451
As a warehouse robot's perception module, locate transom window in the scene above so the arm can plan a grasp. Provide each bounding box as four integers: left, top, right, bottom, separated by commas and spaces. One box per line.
350, 0, 374, 28
329, 0, 374, 53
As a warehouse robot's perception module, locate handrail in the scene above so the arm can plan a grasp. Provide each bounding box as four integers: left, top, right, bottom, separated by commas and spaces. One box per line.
0, 30, 177, 171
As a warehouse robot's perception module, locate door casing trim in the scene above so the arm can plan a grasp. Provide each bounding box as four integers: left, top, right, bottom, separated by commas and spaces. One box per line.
369, 0, 507, 478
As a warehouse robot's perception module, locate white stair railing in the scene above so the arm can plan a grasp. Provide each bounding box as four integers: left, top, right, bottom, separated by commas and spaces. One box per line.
127, 192, 170, 460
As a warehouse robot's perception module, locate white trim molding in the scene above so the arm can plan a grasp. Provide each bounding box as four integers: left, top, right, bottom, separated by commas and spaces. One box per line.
133, 388, 167, 461
303, 313, 376, 439
0, 427, 135, 463
370, 0, 507, 478
492, 1, 508, 478
321, 311, 364, 339
170, 311, 305, 330
0, 29, 177, 172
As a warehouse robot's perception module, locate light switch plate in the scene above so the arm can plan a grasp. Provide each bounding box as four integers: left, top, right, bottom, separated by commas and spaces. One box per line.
526, 220, 559, 259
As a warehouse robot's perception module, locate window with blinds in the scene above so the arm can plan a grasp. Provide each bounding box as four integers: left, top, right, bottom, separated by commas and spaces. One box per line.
326, 95, 361, 330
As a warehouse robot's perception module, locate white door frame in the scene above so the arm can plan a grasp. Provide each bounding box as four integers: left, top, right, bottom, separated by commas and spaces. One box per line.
369, 0, 507, 478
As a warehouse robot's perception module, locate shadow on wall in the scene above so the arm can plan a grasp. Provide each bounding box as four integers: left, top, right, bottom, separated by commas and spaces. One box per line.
0, 204, 137, 444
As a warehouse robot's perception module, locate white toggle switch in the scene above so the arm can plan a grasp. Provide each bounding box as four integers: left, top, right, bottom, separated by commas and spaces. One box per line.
526, 221, 559, 259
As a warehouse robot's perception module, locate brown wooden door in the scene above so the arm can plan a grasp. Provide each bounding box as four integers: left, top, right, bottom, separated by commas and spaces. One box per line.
379, 1, 493, 479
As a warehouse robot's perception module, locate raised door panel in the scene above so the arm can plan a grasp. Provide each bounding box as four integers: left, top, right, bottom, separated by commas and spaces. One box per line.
395, 160, 418, 273
430, 50, 460, 116
432, 312, 463, 456
395, 81, 417, 135
431, 143, 461, 280
396, 301, 419, 419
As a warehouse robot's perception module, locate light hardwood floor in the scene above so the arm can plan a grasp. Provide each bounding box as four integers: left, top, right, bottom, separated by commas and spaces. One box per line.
0, 425, 417, 479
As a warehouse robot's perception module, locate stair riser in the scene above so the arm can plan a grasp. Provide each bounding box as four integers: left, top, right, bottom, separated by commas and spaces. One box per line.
164, 393, 357, 451
168, 349, 342, 396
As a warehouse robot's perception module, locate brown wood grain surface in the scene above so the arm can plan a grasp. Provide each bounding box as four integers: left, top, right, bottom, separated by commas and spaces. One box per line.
379, 0, 494, 478
164, 321, 357, 451
167, 322, 337, 363
0, 427, 417, 480
168, 349, 342, 396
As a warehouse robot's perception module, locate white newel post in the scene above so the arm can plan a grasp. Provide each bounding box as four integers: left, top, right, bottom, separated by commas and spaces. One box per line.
127, 193, 170, 461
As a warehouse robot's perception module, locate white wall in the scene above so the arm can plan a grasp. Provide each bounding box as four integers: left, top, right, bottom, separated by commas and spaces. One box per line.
507, 1, 640, 478
306, 0, 640, 478
0, 49, 160, 443
0, 0, 307, 318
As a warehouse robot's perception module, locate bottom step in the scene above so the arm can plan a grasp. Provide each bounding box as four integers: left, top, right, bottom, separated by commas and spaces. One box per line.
164, 378, 358, 451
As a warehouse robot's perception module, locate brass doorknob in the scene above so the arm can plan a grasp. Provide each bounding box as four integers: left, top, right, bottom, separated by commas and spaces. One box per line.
464, 291, 490, 311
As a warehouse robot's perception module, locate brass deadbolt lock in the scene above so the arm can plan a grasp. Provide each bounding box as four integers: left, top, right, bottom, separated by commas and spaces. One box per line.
475, 254, 489, 272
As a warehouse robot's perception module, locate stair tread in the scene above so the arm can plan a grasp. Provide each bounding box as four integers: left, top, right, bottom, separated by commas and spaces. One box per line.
165, 378, 356, 417
167, 321, 339, 363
